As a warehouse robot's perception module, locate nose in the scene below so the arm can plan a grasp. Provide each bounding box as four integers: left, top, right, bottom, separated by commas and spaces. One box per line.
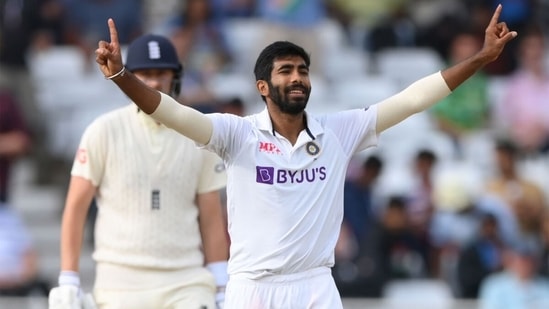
290, 69, 303, 84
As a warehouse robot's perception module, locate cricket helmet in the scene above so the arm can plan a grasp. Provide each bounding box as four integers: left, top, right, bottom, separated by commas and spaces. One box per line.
125, 34, 183, 96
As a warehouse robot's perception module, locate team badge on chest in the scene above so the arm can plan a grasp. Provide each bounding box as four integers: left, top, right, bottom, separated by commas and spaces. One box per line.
305, 141, 320, 156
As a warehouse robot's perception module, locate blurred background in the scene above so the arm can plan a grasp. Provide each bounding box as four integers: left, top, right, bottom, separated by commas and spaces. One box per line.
1, 0, 549, 308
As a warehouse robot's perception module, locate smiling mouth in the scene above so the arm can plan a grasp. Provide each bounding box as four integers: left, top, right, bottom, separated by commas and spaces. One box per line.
288, 88, 307, 96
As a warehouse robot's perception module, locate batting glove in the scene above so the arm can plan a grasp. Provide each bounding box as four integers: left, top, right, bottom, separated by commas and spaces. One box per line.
48, 271, 97, 309
207, 262, 228, 309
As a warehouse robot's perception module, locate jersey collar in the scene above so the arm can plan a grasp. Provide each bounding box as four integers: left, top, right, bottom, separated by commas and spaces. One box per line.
256, 107, 324, 140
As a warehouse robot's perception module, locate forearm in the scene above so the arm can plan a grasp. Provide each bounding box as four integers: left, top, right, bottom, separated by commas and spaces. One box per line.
60, 208, 87, 272
441, 52, 492, 90
202, 227, 230, 264
198, 192, 229, 263
60, 177, 95, 272
111, 69, 162, 114
376, 72, 451, 133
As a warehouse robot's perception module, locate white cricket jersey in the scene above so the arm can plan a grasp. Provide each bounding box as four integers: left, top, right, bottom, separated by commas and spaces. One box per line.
202, 106, 378, 278
72, 105, 226, 269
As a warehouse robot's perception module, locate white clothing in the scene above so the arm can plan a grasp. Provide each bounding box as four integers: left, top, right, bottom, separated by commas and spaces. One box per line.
72, 105, 226, 275
94, 264, 216, 309
203, 106, 378, 278
225, 266, 341, 309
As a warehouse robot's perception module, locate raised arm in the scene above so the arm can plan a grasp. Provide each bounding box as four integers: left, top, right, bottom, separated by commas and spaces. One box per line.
95, 19, 213, 145
376, 4, 517, 133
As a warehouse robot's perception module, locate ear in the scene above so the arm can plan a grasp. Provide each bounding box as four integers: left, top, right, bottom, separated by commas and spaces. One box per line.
256, 80, 269, 97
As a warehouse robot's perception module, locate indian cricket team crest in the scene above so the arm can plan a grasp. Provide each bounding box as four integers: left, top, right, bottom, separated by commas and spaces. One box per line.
305, 141, 320, 156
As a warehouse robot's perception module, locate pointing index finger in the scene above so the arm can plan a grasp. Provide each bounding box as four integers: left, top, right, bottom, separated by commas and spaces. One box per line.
489, 4, 502, 27
108, 18, 119, 45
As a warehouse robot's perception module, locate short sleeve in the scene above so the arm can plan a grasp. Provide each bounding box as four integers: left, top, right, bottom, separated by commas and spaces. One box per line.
323, 105, 379, 155
196, 149, 227, 194
70, 119, 108, 186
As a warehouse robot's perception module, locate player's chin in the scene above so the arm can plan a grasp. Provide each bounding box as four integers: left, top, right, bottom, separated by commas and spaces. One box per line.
286, 102, 307, 114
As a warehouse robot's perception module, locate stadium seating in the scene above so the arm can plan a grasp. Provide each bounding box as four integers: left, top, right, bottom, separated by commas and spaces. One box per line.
375, 47, 445, 88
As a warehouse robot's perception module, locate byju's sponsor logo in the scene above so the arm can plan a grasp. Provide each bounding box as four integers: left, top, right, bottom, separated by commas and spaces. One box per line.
256, 166, 327, 184
256, 166, 275, 184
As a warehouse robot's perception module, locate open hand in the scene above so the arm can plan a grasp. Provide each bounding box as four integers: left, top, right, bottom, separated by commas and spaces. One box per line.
95, 18, 124, 78
480, 4, 518, 63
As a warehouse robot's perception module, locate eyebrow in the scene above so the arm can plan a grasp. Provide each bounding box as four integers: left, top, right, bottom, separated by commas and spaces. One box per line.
276, 63, 309, 71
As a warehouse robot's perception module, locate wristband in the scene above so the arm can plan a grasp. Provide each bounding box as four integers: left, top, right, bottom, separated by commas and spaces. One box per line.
58, 271, 80, 286
206, 261, 228, 287
105, 67, 126, 80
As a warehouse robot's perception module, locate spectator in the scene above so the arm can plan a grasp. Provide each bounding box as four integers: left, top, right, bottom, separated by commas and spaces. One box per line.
485, 139, 546, 240
218, 96, 246, 116
469, 0, 534, 35
456, 213, 505, 298
334, 154, 384, 287
0, 0, 62, 184
430, 30, 490, 158
32, 0, 67, 49
365, 2, 417, 53
479, 241, 549, 309
406, 149, 438, 275
0, 204, 50, 297
429, 166, 484, 292
0, 89, 30, 203
159, 0, 234, 108
494, 26, 549, 155
210, 0, 255, 18
427, 164, 516, 294
253, 0, 327, 75
335, 195, 430, 298
64, 0, 143, 68
372, 195, 430, 280
413, 0, 469, 61
407, 149, 437, 236
342, 155, 383, 245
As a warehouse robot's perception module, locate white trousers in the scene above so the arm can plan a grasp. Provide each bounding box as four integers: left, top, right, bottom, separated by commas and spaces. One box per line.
225, 267, 343, 309
93, 263, 216, 309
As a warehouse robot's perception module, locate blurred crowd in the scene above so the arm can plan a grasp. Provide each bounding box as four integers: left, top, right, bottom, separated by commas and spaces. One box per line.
1, 0, 549, 304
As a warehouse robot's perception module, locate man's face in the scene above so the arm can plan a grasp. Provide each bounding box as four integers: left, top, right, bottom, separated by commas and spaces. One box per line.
133, 69, 175, 95
266, 56, 311, 115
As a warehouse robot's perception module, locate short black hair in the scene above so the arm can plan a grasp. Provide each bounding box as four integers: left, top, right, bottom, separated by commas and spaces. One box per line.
253, 41, 310, 83
386, 195, 407, 211
416, 149, 437, 163
363, 155, 383, 171
495, 139, 518, 156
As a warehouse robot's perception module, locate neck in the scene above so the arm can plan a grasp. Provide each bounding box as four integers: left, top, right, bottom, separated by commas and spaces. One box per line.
267, 105, 305, 145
